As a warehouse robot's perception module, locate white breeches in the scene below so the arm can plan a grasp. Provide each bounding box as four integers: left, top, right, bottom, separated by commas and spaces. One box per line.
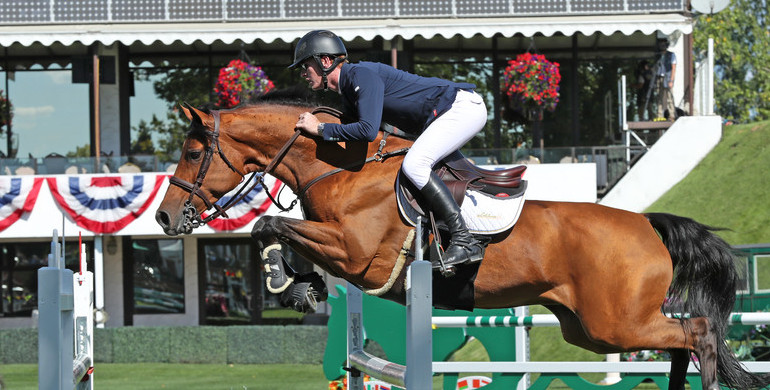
402, 89, 487, 189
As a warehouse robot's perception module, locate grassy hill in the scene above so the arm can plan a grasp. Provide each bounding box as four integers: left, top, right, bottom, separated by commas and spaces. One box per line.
646, 120, 770, 245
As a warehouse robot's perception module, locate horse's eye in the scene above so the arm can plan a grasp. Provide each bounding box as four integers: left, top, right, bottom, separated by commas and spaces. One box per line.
188, 150, 203, 160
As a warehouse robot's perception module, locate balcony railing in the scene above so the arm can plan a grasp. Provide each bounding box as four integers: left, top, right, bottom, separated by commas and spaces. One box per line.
462, 145, 647, 194
0, 0, 685, 25
0, 155, 175, 175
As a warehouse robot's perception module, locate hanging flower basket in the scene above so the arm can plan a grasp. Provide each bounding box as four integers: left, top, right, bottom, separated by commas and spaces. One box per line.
214, 59, 275, 108
502, 53, 561, 120
0, 90, 12, 129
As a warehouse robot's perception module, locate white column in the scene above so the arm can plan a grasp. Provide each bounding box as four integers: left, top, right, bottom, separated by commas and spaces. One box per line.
94, 236, 106, 329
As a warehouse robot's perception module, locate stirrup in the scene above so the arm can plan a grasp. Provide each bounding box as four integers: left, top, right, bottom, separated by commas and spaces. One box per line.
432, 242, 457, 277
432, 242, 485, 277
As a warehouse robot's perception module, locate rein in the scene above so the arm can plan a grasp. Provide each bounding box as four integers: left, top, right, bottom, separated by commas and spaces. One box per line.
170, 105, 409, 231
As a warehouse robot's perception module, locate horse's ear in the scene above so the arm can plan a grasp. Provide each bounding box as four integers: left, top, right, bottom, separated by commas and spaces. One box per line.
180, 102, 203, 124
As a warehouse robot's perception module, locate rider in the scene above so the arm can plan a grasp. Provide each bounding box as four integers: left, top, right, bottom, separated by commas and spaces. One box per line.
291, 30, 487, 269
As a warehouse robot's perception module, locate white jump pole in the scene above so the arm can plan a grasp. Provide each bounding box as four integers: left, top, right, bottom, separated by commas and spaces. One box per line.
74, 237, 94, 390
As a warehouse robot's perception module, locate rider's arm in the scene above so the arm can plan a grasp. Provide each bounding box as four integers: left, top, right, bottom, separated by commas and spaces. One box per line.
321, 66, 383, 142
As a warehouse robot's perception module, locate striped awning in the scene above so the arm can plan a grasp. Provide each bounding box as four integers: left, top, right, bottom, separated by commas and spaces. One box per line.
0, 13, 692, 47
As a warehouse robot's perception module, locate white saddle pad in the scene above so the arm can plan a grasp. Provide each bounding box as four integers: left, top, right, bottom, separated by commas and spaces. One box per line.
396, 177, 527, 235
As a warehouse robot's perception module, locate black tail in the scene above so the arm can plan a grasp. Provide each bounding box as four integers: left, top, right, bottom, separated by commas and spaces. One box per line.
646, 213, 770, 390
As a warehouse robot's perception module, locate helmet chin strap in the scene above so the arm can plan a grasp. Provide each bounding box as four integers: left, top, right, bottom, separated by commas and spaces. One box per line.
317, 55, 346, 91
321, 73, 330, 91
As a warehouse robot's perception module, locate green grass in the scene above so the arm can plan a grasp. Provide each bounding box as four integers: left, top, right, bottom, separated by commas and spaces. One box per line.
0, 363, 329, 390
646, 120, 770, 245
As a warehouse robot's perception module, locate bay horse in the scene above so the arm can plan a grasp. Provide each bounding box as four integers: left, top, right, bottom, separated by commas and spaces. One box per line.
155, 93, 768, 390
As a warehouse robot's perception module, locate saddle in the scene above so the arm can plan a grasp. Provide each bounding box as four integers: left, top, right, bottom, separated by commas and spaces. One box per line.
399, 154, 527, 216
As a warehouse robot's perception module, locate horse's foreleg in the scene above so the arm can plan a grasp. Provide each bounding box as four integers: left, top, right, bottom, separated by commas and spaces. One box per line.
251, 215, 348, 313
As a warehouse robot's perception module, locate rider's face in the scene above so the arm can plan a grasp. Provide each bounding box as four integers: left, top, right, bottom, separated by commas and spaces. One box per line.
300, 59, 324, 90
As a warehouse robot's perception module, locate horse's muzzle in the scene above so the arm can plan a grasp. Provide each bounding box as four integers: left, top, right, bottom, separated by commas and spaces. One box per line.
155, 209, 180, 236
156, 201, 202, 235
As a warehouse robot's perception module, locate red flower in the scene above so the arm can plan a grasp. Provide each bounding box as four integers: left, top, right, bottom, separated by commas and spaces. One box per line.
214, 59, 275, 108
502, 53, 561, 114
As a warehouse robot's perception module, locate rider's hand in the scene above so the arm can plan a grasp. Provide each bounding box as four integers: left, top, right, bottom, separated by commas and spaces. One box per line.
296, 112, 321, 136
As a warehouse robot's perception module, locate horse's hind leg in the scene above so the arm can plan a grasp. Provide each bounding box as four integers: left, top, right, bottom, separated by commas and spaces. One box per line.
578, 312, 719, 390
543, 306, 720, 390
686, 317, 719, 390
545, 305, 610, 353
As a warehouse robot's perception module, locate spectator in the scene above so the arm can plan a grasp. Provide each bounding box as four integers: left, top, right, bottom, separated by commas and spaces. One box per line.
632, 59, 654, 120
653, 37, 677, 121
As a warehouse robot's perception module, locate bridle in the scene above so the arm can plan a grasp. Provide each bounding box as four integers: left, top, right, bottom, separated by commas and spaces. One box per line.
168, 109, 255, 233
169, 106, 408, 233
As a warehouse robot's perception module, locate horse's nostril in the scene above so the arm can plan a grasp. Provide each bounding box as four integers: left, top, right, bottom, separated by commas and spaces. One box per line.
156, 210, 171, 228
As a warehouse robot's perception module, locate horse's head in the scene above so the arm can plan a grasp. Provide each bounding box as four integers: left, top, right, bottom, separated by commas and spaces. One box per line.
155, 104, 249, 235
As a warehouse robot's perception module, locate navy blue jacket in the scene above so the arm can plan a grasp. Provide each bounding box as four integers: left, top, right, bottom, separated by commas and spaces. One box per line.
322, 62, 475, 142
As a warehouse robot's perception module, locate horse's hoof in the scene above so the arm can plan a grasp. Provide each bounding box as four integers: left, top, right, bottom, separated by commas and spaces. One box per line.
280, 282, 318, 313
296, 271, 329, 302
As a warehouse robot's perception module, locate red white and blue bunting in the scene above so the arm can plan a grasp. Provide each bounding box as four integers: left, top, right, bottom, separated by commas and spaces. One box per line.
0, 174, 280, 234
0, 176, 44, 232
47, 175, 165, 234
204, 174, 282, 231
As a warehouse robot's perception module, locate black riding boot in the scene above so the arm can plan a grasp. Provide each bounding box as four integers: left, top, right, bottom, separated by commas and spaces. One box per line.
419, 172, 484, 267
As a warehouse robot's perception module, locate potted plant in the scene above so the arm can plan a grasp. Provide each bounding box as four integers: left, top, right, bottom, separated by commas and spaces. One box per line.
502, 53, 561, 120
214, 59, 275, 108
502, 53, 560, 157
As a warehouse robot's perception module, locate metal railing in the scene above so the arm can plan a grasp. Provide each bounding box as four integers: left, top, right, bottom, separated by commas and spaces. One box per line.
462, 145, 647, 194
0, 154, 176, 175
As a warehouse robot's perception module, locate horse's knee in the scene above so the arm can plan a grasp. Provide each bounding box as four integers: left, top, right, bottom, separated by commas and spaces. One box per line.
250, 215, 279, 241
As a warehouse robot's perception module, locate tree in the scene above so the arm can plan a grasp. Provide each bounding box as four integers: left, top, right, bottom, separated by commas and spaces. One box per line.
137, 67, 214, 110
130, 119, 157, 156
693, 0, 770, 123
136, 112, 188, 163
414, 60, 500, 149
131, 67, 213, 161
66, 144, 91, 158
132, 64, 293, 162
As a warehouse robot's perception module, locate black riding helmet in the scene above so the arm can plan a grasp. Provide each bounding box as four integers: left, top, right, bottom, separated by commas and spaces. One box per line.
289, 30, 347, 89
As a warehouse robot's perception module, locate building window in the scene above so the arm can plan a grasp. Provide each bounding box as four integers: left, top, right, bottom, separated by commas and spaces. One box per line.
1, 241, 91, 317
131, 239, 185, 314
198, 238, 313, 325
199, 238, 259, 325
2, 66, 89, 161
